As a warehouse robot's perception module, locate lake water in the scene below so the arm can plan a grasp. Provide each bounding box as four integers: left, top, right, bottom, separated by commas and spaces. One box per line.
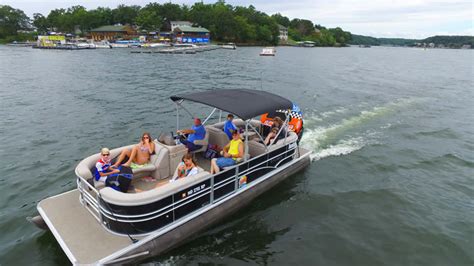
0, 45, 472, 265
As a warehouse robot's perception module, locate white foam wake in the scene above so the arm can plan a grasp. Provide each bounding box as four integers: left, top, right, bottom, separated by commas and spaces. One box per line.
309, 138, 365, 161
300, 98, 416, 161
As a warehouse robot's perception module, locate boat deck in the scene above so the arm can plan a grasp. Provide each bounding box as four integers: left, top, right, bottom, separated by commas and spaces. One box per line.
38, 189, 140, 264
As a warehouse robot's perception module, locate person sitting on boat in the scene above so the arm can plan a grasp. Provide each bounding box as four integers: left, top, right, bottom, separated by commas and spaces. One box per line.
223, 113, 238, 140
177, 118, 206, 152
113, 132, 155, 168
94, 148, 133, 192
264, 116, 287, 145
94, 148, 120, 183
210, 130, 244, 174
170, 153, 199, 182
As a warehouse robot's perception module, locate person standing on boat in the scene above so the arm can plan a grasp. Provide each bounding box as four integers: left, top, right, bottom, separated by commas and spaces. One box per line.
177, 118, 206, 152
113, 132, 155, 168
223, 113, 237, 139
210, 130, 244, 174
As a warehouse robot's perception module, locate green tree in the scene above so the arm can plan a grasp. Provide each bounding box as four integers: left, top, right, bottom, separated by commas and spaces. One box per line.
135, 9, 162, 31
234, 15, 256, 42
32, 13, 49, 34
290, 19, 314, 36
0, 5, 30, 38
328, 27, 351, 45
46, 8, 66, 32
271, 13, 290, 27
112, 5, 140, 25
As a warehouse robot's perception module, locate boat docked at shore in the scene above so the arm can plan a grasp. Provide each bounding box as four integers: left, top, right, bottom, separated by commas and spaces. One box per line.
31, 89, 311, 264
260, 47, 276, 56
220, 43, 237, 50
141, 42, 171, 48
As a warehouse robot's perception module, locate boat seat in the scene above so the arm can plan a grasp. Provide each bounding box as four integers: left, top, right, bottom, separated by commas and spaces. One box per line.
76, 142, 172, 189
206, 119, 263, 150
211, 118, 261, 130
205, 126, 230, 149
190, 129, 209, 155
99, 170, 211, 206
247, 131, 299, 157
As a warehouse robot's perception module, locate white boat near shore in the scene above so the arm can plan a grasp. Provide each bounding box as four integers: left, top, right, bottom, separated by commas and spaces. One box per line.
260, 47, 276, 56
220, 43, 237, 49
30, 89, 310, 264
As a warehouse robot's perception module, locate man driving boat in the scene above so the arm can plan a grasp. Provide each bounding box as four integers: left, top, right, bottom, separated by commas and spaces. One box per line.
177, 118, 206, 152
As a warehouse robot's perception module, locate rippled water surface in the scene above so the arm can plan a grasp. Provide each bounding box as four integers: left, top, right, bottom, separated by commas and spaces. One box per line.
0, 45, 473, 265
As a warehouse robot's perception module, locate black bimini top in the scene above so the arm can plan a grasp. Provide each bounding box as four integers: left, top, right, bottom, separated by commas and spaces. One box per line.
170, 89, 293, 120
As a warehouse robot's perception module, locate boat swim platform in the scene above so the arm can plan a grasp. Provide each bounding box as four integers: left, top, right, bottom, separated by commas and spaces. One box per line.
38, 189, 139, 264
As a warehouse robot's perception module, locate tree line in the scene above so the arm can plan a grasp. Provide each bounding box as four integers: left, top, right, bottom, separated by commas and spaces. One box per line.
350, 34, 473, 48
1, 1, 352, 46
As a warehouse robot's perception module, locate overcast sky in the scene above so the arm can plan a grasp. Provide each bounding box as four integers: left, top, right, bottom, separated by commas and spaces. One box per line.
2, 0, 472, 38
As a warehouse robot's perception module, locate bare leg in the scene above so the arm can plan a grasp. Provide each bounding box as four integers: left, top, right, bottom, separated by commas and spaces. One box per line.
264, 133, 275, 145
113, 149, 131, 167
123, 146, 138, 166
210, 158, 216, 174
210, 158, 220, 174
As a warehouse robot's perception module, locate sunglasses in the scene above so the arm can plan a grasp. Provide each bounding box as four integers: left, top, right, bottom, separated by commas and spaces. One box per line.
102, 153, 110, 156
143, 136, 149, 139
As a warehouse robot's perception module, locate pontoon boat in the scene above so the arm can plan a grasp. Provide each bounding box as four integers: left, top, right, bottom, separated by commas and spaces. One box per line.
31, 89, 311, 264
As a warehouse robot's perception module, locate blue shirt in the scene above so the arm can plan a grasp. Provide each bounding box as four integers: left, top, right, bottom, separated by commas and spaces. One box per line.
223, 120, 237, 139
94, 159, 111, 181
188, 124, 206, 143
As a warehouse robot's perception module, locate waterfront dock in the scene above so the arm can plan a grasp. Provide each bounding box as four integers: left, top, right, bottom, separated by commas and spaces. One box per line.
130, 45, 221, 54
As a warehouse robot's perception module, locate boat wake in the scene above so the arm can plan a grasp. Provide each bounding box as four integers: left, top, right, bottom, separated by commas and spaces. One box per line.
300, 99, 415, 161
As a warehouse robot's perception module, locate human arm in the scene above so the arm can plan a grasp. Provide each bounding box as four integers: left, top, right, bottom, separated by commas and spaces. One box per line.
177, 162, 186, 178
177, 128, 195, 135
222, 143, 231, 158
235, 142, 244, 159
186, 167, 199, 177
142, 139, 155, 154
100, 168, 120, 177
96, 162, 120, 178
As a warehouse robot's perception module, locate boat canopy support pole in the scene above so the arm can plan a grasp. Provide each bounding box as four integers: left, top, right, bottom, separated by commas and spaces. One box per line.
246, 121, 268, 153
176, 102, 180, 132
203, 108, 217, 125
244, 121, 249, 161
176, 100, 194, 120
269, 112, 290, 146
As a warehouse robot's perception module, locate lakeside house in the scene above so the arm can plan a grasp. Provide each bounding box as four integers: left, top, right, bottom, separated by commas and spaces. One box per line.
169, 21, 193, 32
89, 25, 137, 41
173, 26, 210, 44
278, 25, 288, 42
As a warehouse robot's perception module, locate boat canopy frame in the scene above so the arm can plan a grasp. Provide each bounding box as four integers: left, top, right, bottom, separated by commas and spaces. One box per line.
170, 89, 293, 121
171, 89, 294, 157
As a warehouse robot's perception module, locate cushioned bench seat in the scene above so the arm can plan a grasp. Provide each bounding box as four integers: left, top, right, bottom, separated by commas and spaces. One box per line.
76, 143, 172, 189
247, 131, 299, 157
100, 170, 211, 206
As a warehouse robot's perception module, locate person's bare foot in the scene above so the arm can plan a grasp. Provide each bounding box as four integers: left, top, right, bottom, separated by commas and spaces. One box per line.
122, 162, 131, 167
